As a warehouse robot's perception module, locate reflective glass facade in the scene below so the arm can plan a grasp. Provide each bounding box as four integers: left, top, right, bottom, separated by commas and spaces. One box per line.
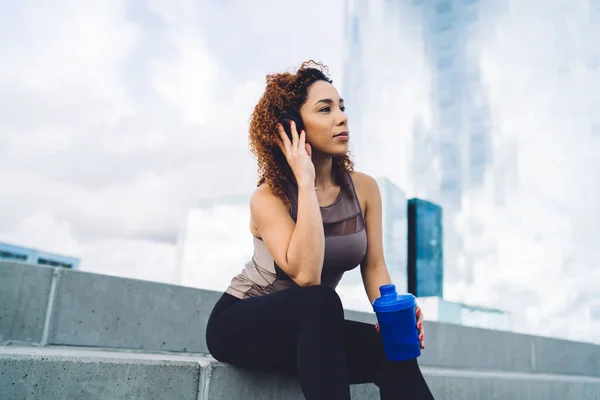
377, 177, 408, 293
407, 198, 443, 298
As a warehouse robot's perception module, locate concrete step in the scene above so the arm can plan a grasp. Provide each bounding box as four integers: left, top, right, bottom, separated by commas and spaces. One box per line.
2, 345, 600, 400
3, 261, 600, 378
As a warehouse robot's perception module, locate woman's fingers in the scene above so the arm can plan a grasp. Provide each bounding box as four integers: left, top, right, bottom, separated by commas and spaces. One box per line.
290, 120, 299, 151
305, 141, 312, 157
277, 123, 292, 155
416, 305, 425, 349
299, 128, 306, 149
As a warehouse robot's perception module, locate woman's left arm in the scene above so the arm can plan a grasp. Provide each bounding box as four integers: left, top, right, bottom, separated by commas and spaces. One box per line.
355, 172, 392, 303
355, 172, 425, 348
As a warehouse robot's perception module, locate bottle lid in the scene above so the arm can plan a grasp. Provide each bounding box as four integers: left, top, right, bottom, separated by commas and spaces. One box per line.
372, 284, 416, 313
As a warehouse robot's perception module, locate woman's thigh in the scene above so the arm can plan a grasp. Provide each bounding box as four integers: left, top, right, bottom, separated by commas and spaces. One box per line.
206, 286, 341, 372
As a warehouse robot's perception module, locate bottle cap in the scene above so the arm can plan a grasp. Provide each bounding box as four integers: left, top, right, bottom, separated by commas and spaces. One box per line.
373, 284, 416, 313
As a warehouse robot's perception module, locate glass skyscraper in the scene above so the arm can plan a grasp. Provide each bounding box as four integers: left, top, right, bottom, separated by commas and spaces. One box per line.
342, 0, 600, 343
377, 177, 408, 293
407, 198, 443, 298
342, 0, 493, 288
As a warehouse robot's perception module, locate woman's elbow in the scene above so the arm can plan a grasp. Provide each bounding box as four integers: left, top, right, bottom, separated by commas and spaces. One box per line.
293, 273, 321, 287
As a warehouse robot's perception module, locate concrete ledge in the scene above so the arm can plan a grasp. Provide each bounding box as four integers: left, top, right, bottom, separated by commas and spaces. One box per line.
345, 309, 533, 373
2, 261, 600, 378
533, 336, 600, 377
2, 346, 600, 400
0, 261, 55, 344
0, 346, 202, 400
46, 268, 222, 353
207, 361, 600, 400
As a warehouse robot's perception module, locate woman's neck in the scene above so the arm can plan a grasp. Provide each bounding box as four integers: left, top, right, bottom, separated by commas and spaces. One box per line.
312, 152, 336, 190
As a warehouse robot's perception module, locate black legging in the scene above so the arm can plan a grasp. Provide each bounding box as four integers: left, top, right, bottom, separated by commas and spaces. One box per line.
205, 285, 435, 399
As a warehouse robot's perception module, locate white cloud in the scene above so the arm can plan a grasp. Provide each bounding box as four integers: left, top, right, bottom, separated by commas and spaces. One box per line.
149, 26, 219, 126
80, 238, 178, 284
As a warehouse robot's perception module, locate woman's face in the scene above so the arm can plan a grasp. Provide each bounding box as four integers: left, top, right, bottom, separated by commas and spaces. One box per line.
299, 80, 349, 157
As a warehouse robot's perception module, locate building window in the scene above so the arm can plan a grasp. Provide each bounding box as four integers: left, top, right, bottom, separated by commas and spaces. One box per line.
37, 258, 73, 269
0, 250, 28, 262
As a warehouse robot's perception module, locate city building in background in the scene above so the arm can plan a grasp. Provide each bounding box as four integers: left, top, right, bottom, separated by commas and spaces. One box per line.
342, 0, 495, 291
407, 198, 443, 298
0, 241, 80, 269
377, 177, 408, 292
414, 0, 496, 290
404, 197, 512, 331
417, 296, 512, 331
341, 0, 545, 336
174, 194, 253, 291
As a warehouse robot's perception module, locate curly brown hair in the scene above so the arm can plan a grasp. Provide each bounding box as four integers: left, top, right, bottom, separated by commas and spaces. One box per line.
248, 60, 354, 205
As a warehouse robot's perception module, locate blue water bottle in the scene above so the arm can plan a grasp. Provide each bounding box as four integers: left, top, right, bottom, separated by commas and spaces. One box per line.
372, 284, 421, 361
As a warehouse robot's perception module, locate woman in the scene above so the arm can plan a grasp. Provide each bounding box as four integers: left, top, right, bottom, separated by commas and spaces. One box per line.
206, 60, 435, 399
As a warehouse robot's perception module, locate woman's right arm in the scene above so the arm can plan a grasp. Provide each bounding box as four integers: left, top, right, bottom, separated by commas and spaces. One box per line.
250, 121, 325, 286
250, 184, 324, 286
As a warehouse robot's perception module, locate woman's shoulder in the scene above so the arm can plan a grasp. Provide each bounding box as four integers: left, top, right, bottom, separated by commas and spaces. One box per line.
250, 183, 289, 212
249, 182, 294, 233
348, 171, 381, 215
348, 170, 379, 192
251, 183, 276, 205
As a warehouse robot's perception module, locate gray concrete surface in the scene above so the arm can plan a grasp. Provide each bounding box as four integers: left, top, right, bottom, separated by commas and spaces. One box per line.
1, 346, 202, 400
344, 309, 534, 373
3, 261, 600, 380
46, 268, 221, 352
206, 361, 600, 399
2, 346, 600, 400
419, 320, 534, 372
533, 335, 600, 376
0, 261, 55, 344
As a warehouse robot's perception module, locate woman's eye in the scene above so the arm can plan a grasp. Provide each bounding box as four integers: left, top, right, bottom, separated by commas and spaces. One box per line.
320, 106, 346, 112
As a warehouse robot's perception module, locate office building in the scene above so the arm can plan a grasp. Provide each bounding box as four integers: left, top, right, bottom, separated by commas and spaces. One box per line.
417, 296, 512, 331
174, 194, 253, 291
377, 177, 408, 293
343, 0, 497, 293
0, 241, 80, 269
407, 198, 443, 298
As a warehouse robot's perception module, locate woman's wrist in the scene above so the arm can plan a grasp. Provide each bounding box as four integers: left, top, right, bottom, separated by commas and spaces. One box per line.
297, 180, 317, 191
